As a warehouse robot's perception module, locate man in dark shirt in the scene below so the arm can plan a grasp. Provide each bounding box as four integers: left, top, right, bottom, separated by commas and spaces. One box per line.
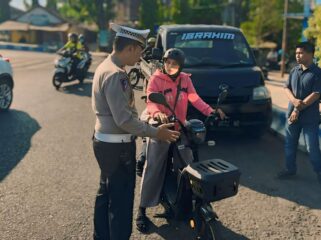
278, 42, 321, 186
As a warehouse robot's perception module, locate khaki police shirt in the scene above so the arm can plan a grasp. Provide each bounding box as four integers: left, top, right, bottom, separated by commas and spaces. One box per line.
92, 54, 158, 137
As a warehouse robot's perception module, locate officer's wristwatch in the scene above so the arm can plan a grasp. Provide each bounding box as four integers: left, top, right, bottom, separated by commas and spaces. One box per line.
294, 107, 300, 113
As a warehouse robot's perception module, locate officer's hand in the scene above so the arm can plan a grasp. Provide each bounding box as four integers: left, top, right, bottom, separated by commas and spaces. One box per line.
156, 123, 180, 143
155, 112, 169, 123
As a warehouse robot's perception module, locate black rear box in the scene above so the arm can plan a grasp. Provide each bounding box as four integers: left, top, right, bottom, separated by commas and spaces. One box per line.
186, 159, 241, 202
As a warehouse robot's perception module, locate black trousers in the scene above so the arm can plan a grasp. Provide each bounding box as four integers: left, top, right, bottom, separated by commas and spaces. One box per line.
93, 138, 136, 240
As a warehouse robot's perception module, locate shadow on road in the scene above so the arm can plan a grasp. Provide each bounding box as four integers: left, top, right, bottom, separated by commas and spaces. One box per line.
147, 217, 249, 240
0, 110, 40, 182
61, 81, 92, 97
199, 132, 321, 210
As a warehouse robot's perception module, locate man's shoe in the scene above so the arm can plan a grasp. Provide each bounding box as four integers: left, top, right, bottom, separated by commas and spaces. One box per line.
136, 158, 145, 177
277, 169, 296, 179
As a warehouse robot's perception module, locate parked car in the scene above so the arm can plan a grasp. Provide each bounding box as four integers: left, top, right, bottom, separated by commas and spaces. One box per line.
140, 24, 272, 137
0, 54, 13, 111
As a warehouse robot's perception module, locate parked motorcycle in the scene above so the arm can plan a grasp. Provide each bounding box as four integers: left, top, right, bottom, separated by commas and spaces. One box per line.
148, 88, 241, 240
52, 50, 91, 90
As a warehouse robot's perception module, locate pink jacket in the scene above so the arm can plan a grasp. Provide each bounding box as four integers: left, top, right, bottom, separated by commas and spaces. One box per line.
147, 69, 214, 124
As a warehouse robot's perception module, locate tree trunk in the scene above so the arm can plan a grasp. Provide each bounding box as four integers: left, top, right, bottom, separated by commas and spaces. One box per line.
32, 0, 39, 7
95, 0, 108, 51
0, 0, 11, 23
46, 0, 57, 11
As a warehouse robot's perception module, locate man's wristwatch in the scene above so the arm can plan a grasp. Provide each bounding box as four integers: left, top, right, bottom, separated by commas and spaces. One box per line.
294, 108, 300, 113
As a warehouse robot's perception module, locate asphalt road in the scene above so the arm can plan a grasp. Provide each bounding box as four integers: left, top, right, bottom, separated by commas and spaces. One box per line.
0, 50, 320, 240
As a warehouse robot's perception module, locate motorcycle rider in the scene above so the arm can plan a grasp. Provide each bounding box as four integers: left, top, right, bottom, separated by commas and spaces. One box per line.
78, 34, 91, 70
58, 32, 82, 73
136, 48, 226, 233
78, 34, 89, 53
142, 37, 156, 61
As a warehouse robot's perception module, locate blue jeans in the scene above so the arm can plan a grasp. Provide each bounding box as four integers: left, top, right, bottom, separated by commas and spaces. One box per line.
285, 121, 321, 174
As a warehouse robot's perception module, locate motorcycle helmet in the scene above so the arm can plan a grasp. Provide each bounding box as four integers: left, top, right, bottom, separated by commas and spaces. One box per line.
147, 37, 156, 47
68, 32, 78, 43
162, 48, 185, 78
163, 48, 185, 67
185, 119, 206, 144
78, 34, 85, 44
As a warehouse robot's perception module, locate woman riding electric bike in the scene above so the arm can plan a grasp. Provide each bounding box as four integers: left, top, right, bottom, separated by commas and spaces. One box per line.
136, 48, 226, 233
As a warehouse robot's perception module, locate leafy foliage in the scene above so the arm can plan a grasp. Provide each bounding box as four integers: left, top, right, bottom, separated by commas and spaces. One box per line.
139, 0, 158, 33
240, 0, 303, 59
305, 6, 321, 65
46, 0, 57, 10
57, 0, 114, 28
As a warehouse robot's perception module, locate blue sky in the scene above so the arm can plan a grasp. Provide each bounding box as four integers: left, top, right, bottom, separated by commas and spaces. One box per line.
10, 0, 47, 10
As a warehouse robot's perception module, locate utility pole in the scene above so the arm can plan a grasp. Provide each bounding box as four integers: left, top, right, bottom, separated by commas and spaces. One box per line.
281, 0, 289, 77
96, 0, 108, 51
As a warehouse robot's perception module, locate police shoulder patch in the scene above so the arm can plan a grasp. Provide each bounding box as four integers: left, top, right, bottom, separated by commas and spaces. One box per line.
120, 78, 129, 91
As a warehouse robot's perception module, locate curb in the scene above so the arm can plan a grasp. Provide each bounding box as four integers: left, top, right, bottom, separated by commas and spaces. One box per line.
90, 52, 108, 57
271, 105, 321, 152
0, 42, 110, 56
0, 43, 45, 52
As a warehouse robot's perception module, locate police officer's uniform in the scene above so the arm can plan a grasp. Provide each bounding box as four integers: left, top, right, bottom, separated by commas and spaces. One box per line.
91, 23, 158, 240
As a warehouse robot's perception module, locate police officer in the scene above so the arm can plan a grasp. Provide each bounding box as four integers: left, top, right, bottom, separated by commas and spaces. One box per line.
91, 23, 180, 240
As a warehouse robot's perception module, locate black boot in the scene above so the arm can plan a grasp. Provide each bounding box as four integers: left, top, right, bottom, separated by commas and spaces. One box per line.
136, 207, 149, 233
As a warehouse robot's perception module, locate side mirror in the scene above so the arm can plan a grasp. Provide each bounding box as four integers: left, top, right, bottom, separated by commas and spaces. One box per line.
148, 92, 175, 115
149, 92, 167, 106
151, 48, 162, 60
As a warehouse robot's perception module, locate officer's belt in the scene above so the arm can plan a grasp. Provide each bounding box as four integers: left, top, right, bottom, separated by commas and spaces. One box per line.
95, 132, 134, 143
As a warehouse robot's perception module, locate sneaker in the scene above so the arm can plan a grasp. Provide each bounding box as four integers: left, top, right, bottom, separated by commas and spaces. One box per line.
277, 169, 296, 179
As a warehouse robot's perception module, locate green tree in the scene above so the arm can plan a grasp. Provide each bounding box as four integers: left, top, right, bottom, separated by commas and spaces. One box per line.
58, 0, 114, 25
0, 0, 11, 23
240, 0, 283, 45
189, 0, 226, 24
304, 6, 321, 65
23, 0, 39, 9
240, 0, 302, 54
32, 0, 39, 6
171, 0, 192, 24
139, 0, 158, 33
46, 0, 57, 10
58, 0, 114, 51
